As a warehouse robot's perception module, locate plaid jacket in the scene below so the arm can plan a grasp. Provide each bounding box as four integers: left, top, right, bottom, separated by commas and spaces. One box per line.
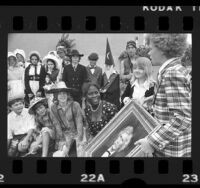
147, 58, 191, 157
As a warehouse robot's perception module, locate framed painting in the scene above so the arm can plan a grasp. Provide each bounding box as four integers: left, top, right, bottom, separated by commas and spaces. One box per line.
84, 100, 161, 157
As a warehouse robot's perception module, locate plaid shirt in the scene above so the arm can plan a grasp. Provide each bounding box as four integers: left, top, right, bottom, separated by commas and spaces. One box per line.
147, 58, 191, 157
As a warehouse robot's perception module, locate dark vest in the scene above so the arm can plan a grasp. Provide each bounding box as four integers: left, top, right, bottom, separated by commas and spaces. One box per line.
123, 57, 133, 75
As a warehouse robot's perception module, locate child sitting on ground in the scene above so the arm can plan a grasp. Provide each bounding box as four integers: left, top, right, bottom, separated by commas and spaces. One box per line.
27, 97, 56, 157
8, 91, 35, 157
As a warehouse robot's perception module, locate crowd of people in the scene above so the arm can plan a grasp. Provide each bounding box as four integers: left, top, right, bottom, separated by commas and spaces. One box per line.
7, 34, 192, 157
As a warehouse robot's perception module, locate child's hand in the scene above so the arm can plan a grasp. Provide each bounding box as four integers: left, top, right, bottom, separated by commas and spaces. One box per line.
36, 92, 41, 97
19, 139, 29, 151
123, 97, 131, 105
142, 96, 154, 107
28, 93, 34, 98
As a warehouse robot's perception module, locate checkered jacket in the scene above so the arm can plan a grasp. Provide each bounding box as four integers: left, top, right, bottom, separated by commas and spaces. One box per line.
147, 58, 191, 157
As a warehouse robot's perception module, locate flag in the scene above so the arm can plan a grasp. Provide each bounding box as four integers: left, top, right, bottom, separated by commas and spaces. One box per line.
105, 38, 115, 66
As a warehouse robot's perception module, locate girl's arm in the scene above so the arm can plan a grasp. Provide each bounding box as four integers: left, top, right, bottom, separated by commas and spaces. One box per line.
73, 102, 83, 142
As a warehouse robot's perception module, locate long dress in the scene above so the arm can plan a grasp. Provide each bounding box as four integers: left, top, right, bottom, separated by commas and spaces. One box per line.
8, 66, 25, 97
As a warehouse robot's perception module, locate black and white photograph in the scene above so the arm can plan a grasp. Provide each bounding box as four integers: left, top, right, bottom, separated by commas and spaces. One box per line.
7, 33, 192, 157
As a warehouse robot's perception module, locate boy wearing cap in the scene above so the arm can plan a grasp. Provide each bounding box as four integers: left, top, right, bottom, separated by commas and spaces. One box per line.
8, 92, 35, 157
119, 40, 137, 95
86, 52, 102, 87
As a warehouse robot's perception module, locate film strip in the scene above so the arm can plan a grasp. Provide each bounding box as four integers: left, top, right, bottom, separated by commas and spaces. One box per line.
0, 5, 199, 185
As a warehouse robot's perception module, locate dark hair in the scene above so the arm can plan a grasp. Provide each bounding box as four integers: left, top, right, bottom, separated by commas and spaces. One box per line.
53, 91, 73, 105
82, 82, 100, 97
30, 53, 40, 61
46, 59, 58, 71
8, 98, 24, 107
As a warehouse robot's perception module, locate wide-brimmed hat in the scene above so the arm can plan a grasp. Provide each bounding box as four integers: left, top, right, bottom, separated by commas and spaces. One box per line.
42, 54, 59, 69
68, 49, 84, 57
28, 97, 47, 114
46, 81, 77, 94
88, 53, 99, 61
14, 49, 26, 60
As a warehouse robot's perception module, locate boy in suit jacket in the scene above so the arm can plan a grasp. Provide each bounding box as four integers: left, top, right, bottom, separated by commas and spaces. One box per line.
62, 49, 88, 106
86, 53, 102, 87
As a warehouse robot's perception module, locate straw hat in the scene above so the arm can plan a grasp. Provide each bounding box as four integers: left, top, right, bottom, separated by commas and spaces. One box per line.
46, 81, 77, 94
28, 97, 47, 114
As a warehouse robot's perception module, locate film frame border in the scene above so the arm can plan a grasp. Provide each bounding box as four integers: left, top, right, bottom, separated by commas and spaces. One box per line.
0, 5, 199, 185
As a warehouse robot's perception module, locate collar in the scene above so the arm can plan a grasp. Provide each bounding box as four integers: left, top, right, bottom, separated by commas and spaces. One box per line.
158, 58, 177, 75
57, 101, 72, 110
89, 65, 96, 69
13, 108, 26, 118
72, 63, 78, 68
131, 79, 150, 90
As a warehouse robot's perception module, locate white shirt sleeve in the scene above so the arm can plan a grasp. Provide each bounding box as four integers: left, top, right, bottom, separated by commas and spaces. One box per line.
26, 114, 36, 130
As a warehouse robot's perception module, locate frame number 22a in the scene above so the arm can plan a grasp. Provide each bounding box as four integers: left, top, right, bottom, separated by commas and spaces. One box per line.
81, 174, 105, 183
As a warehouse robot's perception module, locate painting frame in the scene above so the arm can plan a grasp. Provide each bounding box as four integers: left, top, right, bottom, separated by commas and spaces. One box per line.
84, 100, 161, 157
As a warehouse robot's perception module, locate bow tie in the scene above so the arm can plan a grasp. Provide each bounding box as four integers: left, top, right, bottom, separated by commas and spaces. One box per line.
90, 67, 95, 69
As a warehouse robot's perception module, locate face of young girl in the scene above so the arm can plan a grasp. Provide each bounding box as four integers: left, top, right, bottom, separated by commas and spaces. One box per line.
16, 53, 24, 63
47, 60, 55, 70
30, 55, 39, 66
8, 56, 17, 67
133, 63, 146, 80
87, 85, 101, 106
35, 104, 47, 116
58, 91, 68, 103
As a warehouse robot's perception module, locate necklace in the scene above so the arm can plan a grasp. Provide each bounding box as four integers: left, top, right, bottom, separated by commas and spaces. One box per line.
90, 100, 102, 112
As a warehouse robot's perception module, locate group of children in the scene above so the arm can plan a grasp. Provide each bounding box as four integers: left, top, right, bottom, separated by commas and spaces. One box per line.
7, 53, 156, 157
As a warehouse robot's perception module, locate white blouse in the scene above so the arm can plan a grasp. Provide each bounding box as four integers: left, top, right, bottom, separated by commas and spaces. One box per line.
132, 79, 150, 101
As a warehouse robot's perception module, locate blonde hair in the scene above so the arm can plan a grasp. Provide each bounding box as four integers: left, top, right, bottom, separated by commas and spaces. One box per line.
117, 126, 134, 152
130, 57, 154, 85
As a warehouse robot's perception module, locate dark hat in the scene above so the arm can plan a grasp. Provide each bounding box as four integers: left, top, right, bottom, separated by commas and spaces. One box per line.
46, 81, 77, 94
88, 53, 99, 61
126, 40, 136, 49
69, 49, 84, 57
